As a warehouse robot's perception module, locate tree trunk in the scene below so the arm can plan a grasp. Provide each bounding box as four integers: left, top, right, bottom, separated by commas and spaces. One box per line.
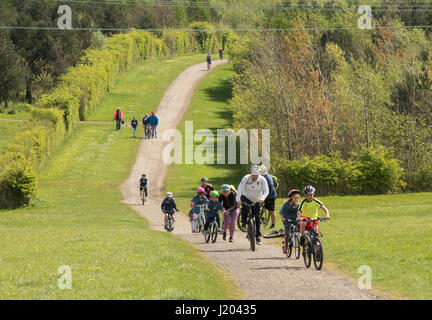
25, 76, 32, 104
4, 86, 9, 109
363, 74, 369, 148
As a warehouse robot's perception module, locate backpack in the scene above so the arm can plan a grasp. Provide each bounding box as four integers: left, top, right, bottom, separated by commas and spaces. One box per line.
271, 175, 279, 190
229, 185, 237, 196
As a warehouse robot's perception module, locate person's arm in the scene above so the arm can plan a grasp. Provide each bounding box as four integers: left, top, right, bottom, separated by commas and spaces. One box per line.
236, 176, 247, 203
260, 176, 269, 202
161, 200, 165, 212
321, 204, 330, 220
279, 203, 286, 222
173, 199, 179, 211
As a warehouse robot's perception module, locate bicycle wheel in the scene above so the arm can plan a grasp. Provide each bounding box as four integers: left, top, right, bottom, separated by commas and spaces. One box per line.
294, 234, 301, 259
248, 219, 256, 251
141, 195, 145, 205
211, 222, 219, 243
205, 224, 211, 243
313, 237, 324, 270
263, 228, 284, 239
237, 214, 247, 233
303, 242, 311, 268
286, 235, 293, 258
260, 207, 270, 229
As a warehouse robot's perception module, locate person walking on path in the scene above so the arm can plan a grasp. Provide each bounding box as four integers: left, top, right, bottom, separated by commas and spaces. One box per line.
147, 112, 159, 138
131, 116, 138, 138
113, 108, 124, 130
219, 184, 239, 242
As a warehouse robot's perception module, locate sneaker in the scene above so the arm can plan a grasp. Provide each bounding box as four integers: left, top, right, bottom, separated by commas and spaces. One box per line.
256, 237, 262, 245
229, 238, 233, 242
283, 246, 287, 254
223, 232, 227, 241
269, 224, 275, 229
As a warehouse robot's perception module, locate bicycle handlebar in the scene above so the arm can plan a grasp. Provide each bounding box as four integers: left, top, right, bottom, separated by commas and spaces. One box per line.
299, 217, 327, 222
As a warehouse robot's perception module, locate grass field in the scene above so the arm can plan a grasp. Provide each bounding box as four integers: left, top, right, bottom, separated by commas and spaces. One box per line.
164, 62, 432, 300
0, 104, 30, 120
87, 55, 205, 122
0, 56, 239, 300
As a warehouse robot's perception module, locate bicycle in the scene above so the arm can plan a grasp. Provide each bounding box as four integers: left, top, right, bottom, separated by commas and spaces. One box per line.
242, 202, 259, 251
191, 204, 206, 233
144, 125, 152, 139
283, 219, 301, 259
301, 217, 326, 270
164, 210, 175, 232
238, 205, 269, 232
204, 214, 218, 243
140, 187, 147, 205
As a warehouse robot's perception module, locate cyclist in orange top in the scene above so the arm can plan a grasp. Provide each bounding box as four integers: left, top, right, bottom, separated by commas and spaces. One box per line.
297, 185, 330, 246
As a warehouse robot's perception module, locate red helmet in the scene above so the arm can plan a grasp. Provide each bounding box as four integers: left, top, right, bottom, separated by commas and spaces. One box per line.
151, 112, 155, 115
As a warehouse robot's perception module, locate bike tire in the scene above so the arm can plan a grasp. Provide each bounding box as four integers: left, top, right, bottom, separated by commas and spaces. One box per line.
313, 237, 324, 270
263, 229, 285, 239
260, 207, 270, 229
248, 219, 256, 251
237, 214, 247, 233
286, 235, 293, 258
294, 234, 301, 259
303, 243, 312, 268
211, 222, 218, 243
205, 225, 211, 243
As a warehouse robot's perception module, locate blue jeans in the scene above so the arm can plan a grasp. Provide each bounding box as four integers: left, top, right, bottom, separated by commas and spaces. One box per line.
151, 125, 157, 138
132, 127, 137, 137
116, 119, 121, 130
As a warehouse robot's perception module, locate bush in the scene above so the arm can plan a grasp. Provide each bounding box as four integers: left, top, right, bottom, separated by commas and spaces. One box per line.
273, 146, 405, 196
353, 146, 406, 194
0, 154, 38, 209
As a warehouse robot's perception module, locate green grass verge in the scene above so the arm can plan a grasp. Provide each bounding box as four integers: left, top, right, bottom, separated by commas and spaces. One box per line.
0, 56, 238, 300
0, 121, 25, 155
87, 54, 205, 122
0, 104, 30, 120
164, 62, 432, 300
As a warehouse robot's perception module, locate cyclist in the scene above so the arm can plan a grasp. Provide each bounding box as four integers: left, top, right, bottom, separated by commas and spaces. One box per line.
297, 185, 330, 246
236, 165, 269, 244
218, 48, 224, 60
189, 187, 208, 228
204, 190, 225, 234
279, 189, 300, 254
161, 192, 179, 229
199, 177, 214, 198
260, 165, 277, 229
218, 184, 239, 242
206, 53, 212, 70
139, 173, 148, 200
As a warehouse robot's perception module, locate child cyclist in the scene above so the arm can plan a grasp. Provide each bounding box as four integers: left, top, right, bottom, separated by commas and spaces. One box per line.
297, 185, 330, 246
189, 187, 208, 232
279, 189, 301, 254
161, 192, 179, 229
204, 191, 225, 234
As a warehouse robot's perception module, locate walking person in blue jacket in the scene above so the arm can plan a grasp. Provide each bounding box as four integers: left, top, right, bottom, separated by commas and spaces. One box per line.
147, 112, 159, 139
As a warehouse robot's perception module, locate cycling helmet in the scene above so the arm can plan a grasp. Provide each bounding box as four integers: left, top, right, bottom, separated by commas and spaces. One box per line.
288, 189, 300, 198
166, 192, 173, 197
303, 185, 316, 195
251, 165, 261, 175
201, 177, 208, 182
142, 173, 146, 176
197, 186, 205, 194
221, 184, 230, 191
209, 190, 219, 197
259, 165, 268, 175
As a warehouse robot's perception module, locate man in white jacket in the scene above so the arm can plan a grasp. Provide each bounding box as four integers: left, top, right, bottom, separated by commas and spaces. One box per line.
236, 165, 269, 244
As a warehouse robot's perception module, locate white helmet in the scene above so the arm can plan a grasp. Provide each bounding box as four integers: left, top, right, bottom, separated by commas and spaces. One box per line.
251, 165, 261, 175
166, 192, 173, 197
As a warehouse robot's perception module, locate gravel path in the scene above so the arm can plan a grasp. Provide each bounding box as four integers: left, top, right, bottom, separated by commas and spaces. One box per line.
120, 60, 383, 300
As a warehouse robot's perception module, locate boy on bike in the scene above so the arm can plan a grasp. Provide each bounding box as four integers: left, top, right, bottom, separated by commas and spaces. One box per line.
139, 173, 148, 200
297, 185, 330, 246
280, 189, 300, 254
161, 192, 179, 229
204, 191, 225, 233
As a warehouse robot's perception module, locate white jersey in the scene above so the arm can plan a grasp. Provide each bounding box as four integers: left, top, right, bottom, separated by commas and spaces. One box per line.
236, 174, 269, 203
